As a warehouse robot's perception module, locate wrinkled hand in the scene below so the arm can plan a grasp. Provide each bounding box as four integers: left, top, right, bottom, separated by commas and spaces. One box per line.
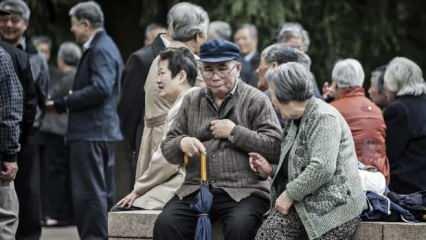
275, 191, 294, 215
116, 191, 141, 208
180, 137, 206, 157
249, 152, 273, 178
0, 162, 18, 181
210, 119, 235, 139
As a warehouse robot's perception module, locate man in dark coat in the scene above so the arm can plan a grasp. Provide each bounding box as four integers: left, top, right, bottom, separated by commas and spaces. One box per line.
118, 33, 166, 181
48, 2, 123, 239
234, 24, 260, 87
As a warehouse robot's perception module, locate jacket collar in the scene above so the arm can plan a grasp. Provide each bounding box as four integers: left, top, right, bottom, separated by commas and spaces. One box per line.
298, 97, 317, 124
203, 79, 242, 117
152, 33, 166, 54
272, 97, 317, 183
83, 29, 105, 50
336, 86, 365, 99
203, 78, 241, 102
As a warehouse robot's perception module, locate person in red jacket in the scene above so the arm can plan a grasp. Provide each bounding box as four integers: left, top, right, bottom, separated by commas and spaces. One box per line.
329, 58, 390, 182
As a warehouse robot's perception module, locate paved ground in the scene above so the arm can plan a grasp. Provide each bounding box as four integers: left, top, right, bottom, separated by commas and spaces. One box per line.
42, 226, 79, 240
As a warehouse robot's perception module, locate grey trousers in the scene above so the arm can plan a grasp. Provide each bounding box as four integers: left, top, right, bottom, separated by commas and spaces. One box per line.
0, 180, 19, 240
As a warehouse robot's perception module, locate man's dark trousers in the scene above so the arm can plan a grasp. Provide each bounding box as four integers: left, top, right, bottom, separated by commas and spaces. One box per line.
42, 132, 73, 222
15, 135, 42, 240
69, 141, 116, 240
153, 188, 269, 240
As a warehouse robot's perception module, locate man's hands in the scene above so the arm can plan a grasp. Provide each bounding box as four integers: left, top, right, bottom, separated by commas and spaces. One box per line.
249, 152, 273, 178
180, 119, 236, 157
210, 119, 235, 139
0, 162, 18, 181
275, 191, 294, 215
180, 137, 206, 157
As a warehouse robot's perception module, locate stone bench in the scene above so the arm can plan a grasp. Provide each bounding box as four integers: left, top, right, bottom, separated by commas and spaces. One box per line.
108, 210, 426, 240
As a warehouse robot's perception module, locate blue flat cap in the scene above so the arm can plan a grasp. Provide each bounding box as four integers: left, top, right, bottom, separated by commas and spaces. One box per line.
199, 39, 241, 63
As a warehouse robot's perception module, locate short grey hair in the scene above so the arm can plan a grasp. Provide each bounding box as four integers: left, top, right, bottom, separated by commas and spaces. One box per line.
262, 44, 311, 70
58, 42, 82, 67
69, 1, 104, 29
267, 62, 314, 102
384, 57, 426, 96
208, 21, 232, 40
145, 23, 167, 36
236, 23, 258, 40
167, 2, 209, 42
0, 0, 31, 21
332, 58, 365, 88
277, 22, 310, 52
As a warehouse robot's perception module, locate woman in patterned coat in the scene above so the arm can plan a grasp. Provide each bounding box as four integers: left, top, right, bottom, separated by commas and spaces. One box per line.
251, 62, 366, 240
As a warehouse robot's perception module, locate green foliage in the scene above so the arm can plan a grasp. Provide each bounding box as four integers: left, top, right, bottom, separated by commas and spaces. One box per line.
183, 0, 426, 86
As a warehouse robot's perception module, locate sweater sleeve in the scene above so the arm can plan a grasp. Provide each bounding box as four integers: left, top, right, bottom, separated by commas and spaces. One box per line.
286, 114, 341, 201
230, 92, 282, 163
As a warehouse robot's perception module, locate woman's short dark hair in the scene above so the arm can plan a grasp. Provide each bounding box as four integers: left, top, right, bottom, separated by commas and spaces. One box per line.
267, 62, 314, 102
159, 47, 198, 86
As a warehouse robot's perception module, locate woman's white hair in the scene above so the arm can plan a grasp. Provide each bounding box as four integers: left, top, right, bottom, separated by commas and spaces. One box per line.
384, 57, 426, 96
332, 58, 365, 88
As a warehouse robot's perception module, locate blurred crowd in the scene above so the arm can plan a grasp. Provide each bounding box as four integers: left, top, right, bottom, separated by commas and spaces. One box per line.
1, 1, 426, 240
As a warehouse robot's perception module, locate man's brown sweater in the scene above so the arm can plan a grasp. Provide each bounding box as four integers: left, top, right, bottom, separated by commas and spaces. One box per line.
161, 80, 282, 201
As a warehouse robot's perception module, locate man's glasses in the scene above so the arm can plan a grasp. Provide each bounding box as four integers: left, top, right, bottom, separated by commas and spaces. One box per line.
202, 64, 237, 79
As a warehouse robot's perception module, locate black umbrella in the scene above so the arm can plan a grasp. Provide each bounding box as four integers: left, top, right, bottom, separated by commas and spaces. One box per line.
187, 153, 213, 240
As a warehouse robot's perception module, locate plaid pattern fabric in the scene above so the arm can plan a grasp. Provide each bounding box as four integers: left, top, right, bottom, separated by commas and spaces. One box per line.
0, 47, 23, 162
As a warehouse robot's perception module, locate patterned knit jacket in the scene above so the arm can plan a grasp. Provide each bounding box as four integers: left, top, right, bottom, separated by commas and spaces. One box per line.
272, 97, 366, 240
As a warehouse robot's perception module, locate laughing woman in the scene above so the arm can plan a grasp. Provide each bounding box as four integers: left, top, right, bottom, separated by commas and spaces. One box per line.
251, 63, 366, 240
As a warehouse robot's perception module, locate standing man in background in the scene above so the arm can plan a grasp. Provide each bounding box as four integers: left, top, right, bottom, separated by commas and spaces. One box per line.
39, 42, 82, 226
234, 24, 259, 87
47, 1, 123, 239
134, 2, 209, 182
118, 24, 167, 184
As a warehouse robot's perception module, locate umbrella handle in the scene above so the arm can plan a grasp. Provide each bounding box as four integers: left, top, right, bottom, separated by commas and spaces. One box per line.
200, 153, 207, 182
184, 153, 208, 183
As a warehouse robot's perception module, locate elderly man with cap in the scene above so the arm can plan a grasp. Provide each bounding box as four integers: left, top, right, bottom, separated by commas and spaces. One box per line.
154, 39, 282, 240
